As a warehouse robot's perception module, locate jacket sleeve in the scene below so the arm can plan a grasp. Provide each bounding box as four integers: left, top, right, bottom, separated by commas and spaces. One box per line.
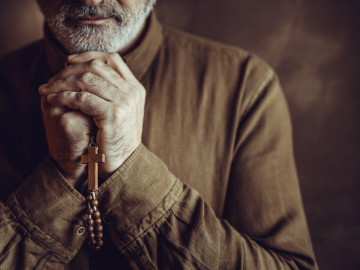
96, 71, 318, 269
0, 158, 88, 270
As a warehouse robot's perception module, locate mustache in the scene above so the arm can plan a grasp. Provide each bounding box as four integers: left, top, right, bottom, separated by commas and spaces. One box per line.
62, 3, 125, 21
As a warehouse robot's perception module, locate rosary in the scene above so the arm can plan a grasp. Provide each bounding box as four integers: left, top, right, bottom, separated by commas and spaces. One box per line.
81, 138, 105, 251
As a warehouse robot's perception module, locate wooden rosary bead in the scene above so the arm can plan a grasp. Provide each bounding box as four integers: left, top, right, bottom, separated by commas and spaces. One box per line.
86, 196, 104, 251
95, 217, 102, 224
90, 238, 97, 244
88, 218, 94, 225
94, 210, 100, 218
91, 199, 99, 206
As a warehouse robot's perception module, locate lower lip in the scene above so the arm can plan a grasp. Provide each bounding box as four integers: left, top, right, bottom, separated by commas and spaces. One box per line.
78, 18, 113, 25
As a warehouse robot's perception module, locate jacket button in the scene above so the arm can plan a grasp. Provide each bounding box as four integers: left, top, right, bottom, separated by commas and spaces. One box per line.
77, 226, 86, 235
103, 215, 111, 224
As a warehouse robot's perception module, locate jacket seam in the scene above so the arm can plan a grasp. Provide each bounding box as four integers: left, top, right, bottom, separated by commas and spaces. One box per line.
242, 65, 275, 118
135, 238, 156, 270
37, 252, 52, 270
117, 179, 183, 250
98, 144, 144, 194
155, 217, 212, 270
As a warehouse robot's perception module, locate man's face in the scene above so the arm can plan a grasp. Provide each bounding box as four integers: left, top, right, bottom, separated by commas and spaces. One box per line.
36, 0, 156, 54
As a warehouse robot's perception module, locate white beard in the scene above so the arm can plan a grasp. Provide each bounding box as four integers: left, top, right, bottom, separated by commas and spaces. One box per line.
46, 0, 156, 54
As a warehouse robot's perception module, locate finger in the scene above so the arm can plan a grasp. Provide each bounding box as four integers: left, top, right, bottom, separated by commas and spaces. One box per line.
39, 73, 118, 102
60, 110, 94, 138
41, 95, 69, 116
47, 59, 124, 88
46, 91, 111, 121
68, 51, 137, 82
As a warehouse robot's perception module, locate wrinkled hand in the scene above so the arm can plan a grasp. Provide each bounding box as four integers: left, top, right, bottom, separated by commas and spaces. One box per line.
39, 51, 145, 182
41, 98, 92, 187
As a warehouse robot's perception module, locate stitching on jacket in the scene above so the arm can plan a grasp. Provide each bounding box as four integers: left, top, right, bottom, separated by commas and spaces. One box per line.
0, 230, 28, 265
116, 178, 183, 250
98, 144, 144, 193
37, 251, 52, 270
155, 216, 212, 270
135, 238, 156, 270
242, 59, 275, 118
7, 194, 73, 262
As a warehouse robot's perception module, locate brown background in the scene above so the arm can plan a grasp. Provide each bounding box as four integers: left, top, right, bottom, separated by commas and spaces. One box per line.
1, 0, 359, 269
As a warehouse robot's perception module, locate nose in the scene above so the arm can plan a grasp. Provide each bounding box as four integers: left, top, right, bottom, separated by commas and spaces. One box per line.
79, 0, 103, 6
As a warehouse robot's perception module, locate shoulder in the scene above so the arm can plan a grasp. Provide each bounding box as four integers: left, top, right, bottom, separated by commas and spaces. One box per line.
162, 26, 246, 58
162, 26, 275, 78
0, 40, 47, 97
0, 40, 47, 116
160, 26, 277, 95
0, 40, 46, 79
160, 26, 279, 109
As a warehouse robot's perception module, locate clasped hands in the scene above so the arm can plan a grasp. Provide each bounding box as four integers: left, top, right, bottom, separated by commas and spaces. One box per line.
39, 52, 145, 187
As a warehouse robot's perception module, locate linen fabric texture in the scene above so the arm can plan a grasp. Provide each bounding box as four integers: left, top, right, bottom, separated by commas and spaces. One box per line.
0, 13, 317, 270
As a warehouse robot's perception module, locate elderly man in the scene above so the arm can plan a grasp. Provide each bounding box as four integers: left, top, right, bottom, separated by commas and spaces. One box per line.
0, 0, 318, 269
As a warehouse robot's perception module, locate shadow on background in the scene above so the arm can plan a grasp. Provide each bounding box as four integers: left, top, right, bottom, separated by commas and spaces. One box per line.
1, 0, 359, 269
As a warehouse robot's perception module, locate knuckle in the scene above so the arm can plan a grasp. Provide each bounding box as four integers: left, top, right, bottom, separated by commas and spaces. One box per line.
56, 65, 71, 78
49, 78, 63, 91
114, 106, 127, 120
129, 85, 146, 102
138, 85, 146, 99
128, 96, 137, 108
65, 75, 75, 84
57, 69, 67, 78
52, 79, 61, 87
75, 91, 89, 103
80, 72, 93, 83
48, 107, 61, 118
97, 87, 107, 98
64, 91, 72, 98
89, 59, 103, 69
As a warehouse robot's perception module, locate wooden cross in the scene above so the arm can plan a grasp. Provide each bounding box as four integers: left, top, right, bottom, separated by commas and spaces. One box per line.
81, 146, 105, 190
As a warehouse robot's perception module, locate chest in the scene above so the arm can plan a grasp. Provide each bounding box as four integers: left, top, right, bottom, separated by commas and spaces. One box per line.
140, 72, 236, 216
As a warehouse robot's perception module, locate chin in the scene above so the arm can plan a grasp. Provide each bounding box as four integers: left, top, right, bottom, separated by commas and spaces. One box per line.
51, 24, 125, 53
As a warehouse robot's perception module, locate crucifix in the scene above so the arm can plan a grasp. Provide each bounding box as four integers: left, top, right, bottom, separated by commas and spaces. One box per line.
81, 145, 105, 190
81, 143, 106, 250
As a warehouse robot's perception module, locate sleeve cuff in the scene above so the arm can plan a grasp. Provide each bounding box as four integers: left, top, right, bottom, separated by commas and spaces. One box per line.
98, 143, 184, 249
7, 157, 87, 262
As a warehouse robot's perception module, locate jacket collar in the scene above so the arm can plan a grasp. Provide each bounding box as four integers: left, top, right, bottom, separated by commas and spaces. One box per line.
44, 12, 163, 81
